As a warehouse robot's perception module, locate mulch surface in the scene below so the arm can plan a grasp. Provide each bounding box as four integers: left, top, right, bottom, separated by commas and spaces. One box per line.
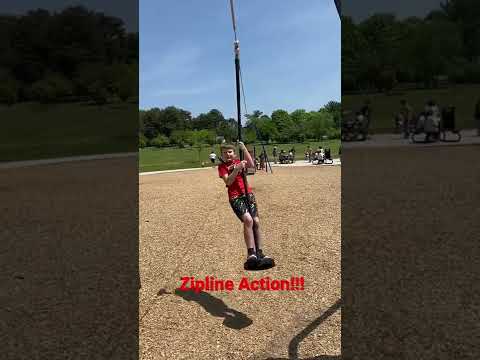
342, 144, 480, 359
140, 166, 341, 359
1, 157, 138, 359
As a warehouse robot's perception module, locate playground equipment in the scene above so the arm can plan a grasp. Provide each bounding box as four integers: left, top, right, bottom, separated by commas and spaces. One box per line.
253, 145, 273, 173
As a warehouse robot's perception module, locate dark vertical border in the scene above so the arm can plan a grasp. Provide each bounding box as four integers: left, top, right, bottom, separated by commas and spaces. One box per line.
342, 1, 480, 358
1, 1, 139, 358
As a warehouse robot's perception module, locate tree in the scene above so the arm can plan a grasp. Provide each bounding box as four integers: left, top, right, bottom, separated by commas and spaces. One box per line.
170, 130, 189, 147
192, 109, 225, 130
441, 0, 480, 62
139, 133, 147, 148
30, 73, 73, 103
217, 118, 237, 142
0, 7, 137, 103
271, 109, 292, 142
306, 110, 335, 140
324, 101, 342, 128
191, 129, 214, 161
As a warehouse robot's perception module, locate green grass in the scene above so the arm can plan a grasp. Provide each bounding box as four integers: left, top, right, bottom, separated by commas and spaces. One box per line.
139, 140, 340, 172
343, 84, 480, 133
0, 102, 137, 162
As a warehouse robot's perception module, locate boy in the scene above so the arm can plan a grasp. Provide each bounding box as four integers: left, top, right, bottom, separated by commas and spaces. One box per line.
218, 142, 274, 270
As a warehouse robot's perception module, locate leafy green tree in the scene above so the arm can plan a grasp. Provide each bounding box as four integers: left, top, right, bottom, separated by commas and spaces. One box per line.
271, 109, 293, 142
0, 6, 138, 103
193, 109, 225, 130
441, 0, 480, 62
161, 106, 191, 137
191, 129, 214, 161
139, 134, 147, 148
29, 73, 73, 103
217, 117, 237, 142
169, 130, 189, 147
150, 134, 170, 148
244, 128, 257, 144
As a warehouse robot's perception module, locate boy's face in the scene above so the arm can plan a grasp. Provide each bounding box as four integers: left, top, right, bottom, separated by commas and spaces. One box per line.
222, 148, 236, 161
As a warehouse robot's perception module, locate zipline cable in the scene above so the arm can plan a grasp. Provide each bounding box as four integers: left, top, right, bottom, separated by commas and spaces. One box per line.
229, 0, 238, 41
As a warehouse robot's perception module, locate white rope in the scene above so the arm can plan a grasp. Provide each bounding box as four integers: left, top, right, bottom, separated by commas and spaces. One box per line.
229, 0, 238, 41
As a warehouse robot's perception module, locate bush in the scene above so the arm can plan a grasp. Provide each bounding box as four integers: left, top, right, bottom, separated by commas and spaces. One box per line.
30, 74, 73, 103
326, 128, 341, 139
139, 134, 147, 148
150, 134, 170, 148
170, 130, 188, 147
89, 82, 109, 105
30, 80, 56, 103
118, 66, 137, 102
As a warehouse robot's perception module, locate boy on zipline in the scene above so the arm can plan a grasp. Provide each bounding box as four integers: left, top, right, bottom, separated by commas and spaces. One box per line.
218, 141, 274, 270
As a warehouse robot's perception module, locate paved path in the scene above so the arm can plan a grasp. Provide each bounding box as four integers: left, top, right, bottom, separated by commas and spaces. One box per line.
342, 129, 480, 149
0, 152, 137, 169
140, 159, 341, 176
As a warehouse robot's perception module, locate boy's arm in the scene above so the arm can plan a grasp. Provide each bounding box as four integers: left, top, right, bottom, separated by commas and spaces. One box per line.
238, 142, 255, 168
221, 163, 244, 186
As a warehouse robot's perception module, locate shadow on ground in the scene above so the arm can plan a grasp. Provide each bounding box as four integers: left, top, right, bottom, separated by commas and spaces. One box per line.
173, 288, 253, 329
263, 299, 342, 360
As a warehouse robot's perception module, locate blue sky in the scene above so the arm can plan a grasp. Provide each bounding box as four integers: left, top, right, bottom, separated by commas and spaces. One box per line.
140, 0, 340, 121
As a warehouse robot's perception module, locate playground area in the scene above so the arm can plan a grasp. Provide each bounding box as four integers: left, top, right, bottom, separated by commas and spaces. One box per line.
139, 165, 341, 359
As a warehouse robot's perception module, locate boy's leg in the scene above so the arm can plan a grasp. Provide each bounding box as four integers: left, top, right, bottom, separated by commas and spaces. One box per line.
241, 213, 258, 270
231, 196, 256, 251
252, 215, 275, 268
231, 196, 264, 269
252, 216, 262, 250
241, 213, 256, 250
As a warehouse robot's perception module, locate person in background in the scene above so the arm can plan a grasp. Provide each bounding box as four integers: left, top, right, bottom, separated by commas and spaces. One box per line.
209, 150, 217, 166
399, 99, 414, 138
259, 151, 265, 170
475, 98, 480, 136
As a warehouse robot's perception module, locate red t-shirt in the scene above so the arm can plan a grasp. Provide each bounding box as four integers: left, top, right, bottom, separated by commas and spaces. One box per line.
218, 159, 252, 199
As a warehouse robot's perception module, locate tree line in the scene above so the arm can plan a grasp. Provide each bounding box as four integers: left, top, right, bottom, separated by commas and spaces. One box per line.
139, 101, 341, 148
342, 0, 480, 92
0, 6, 138, 105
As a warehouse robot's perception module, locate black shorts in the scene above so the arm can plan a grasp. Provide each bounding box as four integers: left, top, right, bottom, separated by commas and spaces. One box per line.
229, 193, 258, 221
210, 158, 215, 163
